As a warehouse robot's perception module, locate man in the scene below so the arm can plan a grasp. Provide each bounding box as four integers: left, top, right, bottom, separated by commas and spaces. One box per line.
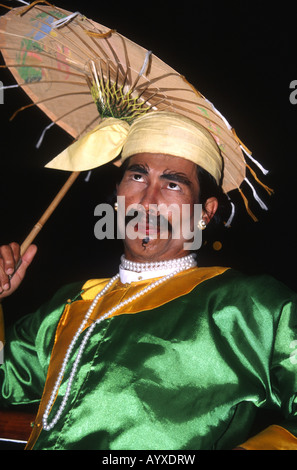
0, 112, 297, 450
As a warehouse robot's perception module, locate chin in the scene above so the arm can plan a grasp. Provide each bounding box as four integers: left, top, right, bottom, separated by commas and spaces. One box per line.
123, 238, 186, 262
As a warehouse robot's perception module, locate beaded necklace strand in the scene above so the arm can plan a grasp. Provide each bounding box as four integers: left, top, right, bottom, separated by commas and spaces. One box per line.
42, 254, 197, 431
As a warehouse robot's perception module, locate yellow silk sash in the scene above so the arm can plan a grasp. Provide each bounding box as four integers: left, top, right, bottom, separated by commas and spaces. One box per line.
240, 425, 297, 450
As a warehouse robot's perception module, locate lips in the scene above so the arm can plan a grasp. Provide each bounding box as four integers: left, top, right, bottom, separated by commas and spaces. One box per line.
136, 221, 159, 237
125, 210, 172, 239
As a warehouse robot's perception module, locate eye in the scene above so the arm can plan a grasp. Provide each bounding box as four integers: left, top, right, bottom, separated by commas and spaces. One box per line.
167, 181, 181, 191
132, 173, 144, 182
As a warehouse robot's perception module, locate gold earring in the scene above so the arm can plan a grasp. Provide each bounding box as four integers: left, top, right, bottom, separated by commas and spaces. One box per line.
197, 219, 207, 230
114, 202, 118, 212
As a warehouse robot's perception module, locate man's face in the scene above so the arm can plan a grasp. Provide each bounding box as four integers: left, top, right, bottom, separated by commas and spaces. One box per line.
116, 153, 201, 262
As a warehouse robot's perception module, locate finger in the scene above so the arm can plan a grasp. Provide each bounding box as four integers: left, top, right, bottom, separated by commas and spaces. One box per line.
0, 244, 19, 276
13, 244, 37, 281
7, 242, 22, 279
0, 244, 37, 298
0, 245, 16, 291
21, 244, 37, 268
9, 242, 21, 265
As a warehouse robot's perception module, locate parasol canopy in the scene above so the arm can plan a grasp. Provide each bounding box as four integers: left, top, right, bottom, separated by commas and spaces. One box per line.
0, 0, 249, 193
0, 0, 272, 243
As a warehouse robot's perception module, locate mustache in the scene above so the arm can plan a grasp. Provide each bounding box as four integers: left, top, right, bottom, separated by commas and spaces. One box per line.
125, 208, 173, 233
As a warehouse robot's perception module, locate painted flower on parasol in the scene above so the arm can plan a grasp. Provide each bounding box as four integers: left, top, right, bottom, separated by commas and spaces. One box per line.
0, 1, 273, 255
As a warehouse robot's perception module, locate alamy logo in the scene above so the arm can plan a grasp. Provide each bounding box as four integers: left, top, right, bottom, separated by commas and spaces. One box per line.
289, 80, 297, 104
0, 81, 3, 105
94, 197, 203, 250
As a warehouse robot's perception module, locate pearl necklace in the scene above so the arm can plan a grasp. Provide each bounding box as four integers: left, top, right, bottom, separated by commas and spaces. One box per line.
42, 254, 196, 431
120, 253, 196, 273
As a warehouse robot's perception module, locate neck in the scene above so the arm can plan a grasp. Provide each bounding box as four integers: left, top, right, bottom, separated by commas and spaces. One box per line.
119, 253, 197, 283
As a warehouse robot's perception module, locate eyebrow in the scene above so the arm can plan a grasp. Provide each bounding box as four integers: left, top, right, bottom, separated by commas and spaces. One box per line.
126, 163, 149, 175
160, 170, 192, 187
126, 164, 192, 187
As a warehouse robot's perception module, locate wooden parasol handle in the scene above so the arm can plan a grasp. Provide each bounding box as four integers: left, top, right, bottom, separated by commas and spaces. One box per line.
20, 171, 80, 257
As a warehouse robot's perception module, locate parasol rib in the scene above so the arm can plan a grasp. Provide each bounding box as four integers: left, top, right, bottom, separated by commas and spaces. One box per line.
9, 90, 94, 121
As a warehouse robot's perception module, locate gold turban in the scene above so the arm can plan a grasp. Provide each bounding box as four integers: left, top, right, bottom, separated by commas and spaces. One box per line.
46, 111, 223, 185
45, 110, 272, 222
121, 112, 223, 185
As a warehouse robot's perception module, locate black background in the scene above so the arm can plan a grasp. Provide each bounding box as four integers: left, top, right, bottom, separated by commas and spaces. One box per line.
1, 0, 297, 325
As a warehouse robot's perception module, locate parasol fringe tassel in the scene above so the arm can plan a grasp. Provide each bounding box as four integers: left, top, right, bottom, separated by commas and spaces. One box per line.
205, 98, 232, 130
0, 1, 29, 9
0, 84, 19, 90
84, 170, 92, 182
129, 51, 153, 94
244, 177, 268, 211
51, 12, 81, 29
231, 128, 253, 156
246, 164, 274, 195
240, 144, 269, 175
238, 188, 258, 222
0, 3, 13, 10
36, 122, 55, 148
17, 0, 54, 16
138, 51, 152, 77
227, 163, 273, 224
180, 76, 205, 99
84, 29, 116, 39
225, 168, 272, 225
224, 197, 235, 228
9, 102, 33, 121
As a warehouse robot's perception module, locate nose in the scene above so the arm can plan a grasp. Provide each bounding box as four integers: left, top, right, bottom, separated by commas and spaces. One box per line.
139, 182, 160, 211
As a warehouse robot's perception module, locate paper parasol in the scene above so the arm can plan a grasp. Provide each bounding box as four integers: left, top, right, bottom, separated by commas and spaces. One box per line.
0, 1, 270, 254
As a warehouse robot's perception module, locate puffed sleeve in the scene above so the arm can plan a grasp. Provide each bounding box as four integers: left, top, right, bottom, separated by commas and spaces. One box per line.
240, 290, 297, 449
0, 283, 82, 407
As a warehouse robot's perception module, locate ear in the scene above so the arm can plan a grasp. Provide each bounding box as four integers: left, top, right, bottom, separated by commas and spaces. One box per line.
202, 197, 218, 224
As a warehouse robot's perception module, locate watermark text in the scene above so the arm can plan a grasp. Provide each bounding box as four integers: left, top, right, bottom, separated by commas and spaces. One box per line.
289, 80, 297, 104
0, 81, 3, 105
94, 197, 203, 250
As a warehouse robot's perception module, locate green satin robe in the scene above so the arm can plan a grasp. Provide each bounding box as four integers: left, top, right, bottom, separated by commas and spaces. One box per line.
1, 268, 297, 450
